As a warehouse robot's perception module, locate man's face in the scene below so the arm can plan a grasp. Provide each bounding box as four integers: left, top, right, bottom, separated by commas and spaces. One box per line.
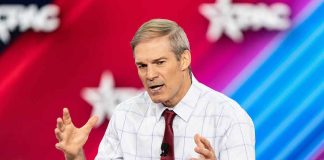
134, 36, 190, 107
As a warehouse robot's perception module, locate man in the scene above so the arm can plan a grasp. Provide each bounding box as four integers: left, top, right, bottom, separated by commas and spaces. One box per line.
55, 19, 255, 160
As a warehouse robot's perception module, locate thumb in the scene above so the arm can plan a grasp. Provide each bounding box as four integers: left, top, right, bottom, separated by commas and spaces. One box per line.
83, 116, 98, 133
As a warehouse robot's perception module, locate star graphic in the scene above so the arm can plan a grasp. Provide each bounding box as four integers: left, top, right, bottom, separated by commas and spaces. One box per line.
199, 0, 291, 43
81, 71, 143, 127
199, 0, 244, 42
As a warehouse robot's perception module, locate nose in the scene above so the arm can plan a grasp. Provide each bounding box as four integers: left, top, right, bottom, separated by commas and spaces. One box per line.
146, 65, 158, 81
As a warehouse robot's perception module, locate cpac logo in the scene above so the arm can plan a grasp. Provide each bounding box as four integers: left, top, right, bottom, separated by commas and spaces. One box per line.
0, 4, 60, 44
199, 0, 291, 42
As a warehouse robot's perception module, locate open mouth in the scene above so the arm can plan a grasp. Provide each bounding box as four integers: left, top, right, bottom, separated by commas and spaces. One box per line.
149, 84, 164, 92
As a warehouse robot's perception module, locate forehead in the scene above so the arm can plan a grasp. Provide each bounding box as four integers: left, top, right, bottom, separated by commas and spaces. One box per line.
134, 36, 175, 62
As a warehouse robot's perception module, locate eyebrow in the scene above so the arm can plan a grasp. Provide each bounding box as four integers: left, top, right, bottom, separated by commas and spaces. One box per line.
135, 62, 145, 65
135, 57, 167, 65
152, 57, 167, 63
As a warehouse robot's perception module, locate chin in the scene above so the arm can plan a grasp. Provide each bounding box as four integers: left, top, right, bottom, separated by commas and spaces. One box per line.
149, 94, 165, 103
151, 97, 163, 103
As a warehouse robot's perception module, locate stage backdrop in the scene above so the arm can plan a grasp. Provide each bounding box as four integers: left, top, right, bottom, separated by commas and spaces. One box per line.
0, 0, 323, 159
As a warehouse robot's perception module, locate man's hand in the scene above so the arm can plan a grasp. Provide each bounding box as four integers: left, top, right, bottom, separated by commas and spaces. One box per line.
192, 134, 216, 160
54, 108, 98, 160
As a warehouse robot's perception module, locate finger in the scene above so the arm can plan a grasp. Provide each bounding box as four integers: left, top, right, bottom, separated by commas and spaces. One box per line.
55, 142, 64, 151
200, 136, 213, 150
194, 146, 213, 158
57, 118, 64, 132
63, 108, 72, 125
194, 134, 204, 148
54, 128, 63, 141
83, 116, 98, 134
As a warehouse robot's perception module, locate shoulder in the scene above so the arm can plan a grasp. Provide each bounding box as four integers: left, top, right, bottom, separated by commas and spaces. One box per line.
113, 91, 150, 117
197, 82, 254, 126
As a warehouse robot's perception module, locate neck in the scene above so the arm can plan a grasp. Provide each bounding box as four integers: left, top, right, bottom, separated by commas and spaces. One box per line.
162, 72, 192, 107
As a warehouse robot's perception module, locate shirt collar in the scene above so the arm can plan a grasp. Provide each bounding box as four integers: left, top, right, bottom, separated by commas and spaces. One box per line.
152, 75, 202, 122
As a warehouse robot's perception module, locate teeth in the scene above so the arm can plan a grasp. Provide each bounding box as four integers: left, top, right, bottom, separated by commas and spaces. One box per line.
151, 86, 162, 92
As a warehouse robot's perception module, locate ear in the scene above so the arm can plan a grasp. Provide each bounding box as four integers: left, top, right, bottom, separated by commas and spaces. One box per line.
180, 50, 191, 71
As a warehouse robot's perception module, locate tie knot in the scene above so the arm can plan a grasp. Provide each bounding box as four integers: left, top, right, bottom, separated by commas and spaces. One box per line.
163, 110, 176, 125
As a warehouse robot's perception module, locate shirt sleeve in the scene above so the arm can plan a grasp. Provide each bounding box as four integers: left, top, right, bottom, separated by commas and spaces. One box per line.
219, 103, 256, 160
95, 112, 123, 160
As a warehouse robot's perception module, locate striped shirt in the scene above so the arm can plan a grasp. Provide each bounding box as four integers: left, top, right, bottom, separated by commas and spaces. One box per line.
95, 77, 255, 160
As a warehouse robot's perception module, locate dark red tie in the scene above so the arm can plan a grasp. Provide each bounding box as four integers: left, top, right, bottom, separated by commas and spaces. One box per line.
161, 109, 176, 160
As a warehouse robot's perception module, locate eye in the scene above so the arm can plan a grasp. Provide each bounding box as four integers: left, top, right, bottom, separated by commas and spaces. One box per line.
137, 64, 147, 69
157, 61, 165, 65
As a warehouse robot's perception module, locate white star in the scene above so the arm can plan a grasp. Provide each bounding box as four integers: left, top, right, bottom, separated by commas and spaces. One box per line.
199, 0, 243, 42
81, 71, 143, 127
199, 0, 291, 43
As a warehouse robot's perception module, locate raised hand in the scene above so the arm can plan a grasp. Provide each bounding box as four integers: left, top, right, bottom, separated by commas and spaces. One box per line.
55, 108, 98, 160
191, 134, 216, 160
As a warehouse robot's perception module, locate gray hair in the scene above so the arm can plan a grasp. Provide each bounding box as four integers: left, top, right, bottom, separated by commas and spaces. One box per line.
130, 19, 190, 60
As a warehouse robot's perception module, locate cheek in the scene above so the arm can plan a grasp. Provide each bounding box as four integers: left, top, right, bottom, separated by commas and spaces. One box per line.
165, 72, 181, 90
164, 67, 181, 83
138, 73, 147, 86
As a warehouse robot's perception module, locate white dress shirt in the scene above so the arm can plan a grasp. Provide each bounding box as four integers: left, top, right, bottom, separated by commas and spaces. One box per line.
95, 77, 255, 160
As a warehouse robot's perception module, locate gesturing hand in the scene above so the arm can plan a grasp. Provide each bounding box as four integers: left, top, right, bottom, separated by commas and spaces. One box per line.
191, 134, 216, 160
54, 108, 98, 160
